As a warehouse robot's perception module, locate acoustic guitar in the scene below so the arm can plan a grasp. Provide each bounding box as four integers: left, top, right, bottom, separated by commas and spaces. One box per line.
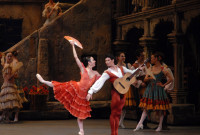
113, 58, 149, 94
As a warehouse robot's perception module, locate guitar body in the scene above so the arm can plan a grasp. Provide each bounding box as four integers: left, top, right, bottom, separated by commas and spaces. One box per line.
114, 58, 149, 94
113, 72, 136, 94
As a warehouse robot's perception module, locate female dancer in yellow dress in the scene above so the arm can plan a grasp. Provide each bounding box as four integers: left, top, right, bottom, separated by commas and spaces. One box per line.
0, 52, 23, 122
36, 42, 100, 135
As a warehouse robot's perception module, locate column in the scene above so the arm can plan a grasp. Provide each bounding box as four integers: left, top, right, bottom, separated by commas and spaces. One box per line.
115, 25, 122, 41
139, 18, 156, 58
168, 32, 187, 104
172, 0, 185, 4
113, 40, 130, 56
167, 10, 187, 104
139, 36, 156, 58
142, 0, 153, 11
115, 0, 126, 17
37, 38, 49, 87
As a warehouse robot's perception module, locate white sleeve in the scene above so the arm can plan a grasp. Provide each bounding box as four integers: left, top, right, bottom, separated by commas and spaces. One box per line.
88, 72, 110, 95
122, 66, 136, 74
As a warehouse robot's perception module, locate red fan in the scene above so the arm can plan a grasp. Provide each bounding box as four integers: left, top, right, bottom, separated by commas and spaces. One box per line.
64, 36, 83, 49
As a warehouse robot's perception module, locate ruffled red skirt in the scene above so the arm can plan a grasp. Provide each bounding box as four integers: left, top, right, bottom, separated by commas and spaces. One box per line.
52, 81, 92, 119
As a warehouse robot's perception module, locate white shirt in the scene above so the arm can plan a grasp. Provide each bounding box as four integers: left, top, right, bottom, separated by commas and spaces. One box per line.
88, 66, 137, 95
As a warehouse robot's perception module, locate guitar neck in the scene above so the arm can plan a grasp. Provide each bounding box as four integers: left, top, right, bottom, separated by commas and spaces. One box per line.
129, 68, 141, 79
128, 58, 149, 80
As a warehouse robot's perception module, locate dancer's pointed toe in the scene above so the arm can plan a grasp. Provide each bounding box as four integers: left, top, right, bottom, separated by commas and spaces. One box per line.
119, 123, 125, 129
78, 131, 84, 135
133, 124, 143, 131
36, 73, 44, 83
155, 126, 162, 132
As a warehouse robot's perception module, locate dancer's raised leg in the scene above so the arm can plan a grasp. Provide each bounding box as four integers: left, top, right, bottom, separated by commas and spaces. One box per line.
36, 74, 53, 87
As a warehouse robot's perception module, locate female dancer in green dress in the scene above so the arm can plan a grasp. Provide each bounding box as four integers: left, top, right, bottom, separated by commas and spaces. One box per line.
134, 52, 174, 132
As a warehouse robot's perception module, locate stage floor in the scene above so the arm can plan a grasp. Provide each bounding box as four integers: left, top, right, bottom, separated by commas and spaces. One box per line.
0, 119, 200, 135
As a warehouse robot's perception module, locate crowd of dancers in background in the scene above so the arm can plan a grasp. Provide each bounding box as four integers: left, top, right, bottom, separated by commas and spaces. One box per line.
0, 1, 174, 135
0, 43, 174, 135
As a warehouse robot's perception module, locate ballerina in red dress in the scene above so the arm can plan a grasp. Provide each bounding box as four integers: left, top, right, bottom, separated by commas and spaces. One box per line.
36, 42, 100, 135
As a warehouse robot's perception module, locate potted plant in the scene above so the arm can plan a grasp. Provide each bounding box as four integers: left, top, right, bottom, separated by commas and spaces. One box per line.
28, 85, 49, 111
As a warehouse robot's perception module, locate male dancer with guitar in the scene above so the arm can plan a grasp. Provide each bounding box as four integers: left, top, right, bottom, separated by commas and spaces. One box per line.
116, 52, 132, 129
86, 54, 143, 135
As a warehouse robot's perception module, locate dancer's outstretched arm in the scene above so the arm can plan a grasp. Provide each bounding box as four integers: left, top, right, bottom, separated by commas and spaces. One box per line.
71, 44, 84, 73
86, 72, 110, 101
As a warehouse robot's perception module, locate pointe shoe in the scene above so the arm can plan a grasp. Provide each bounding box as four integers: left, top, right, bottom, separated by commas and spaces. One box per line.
14, 117, 18, 123
119, 123, 125, 129
155, 126, 162, 132
78, 131, 84, 135
36, 74, 44, 83
133, 124, 143, 131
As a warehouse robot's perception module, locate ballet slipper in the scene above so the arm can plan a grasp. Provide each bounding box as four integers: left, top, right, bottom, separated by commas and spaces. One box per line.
155, 126, 162, 132
119, 123, 125, 129
133, 124, 143, 131
78, 131, 84, 135
119, 110, 126, 128
36, 74, 44, 83
14, 117, 18, 122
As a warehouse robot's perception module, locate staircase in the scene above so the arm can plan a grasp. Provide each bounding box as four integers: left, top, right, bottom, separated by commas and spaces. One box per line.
3, 0, 112, 120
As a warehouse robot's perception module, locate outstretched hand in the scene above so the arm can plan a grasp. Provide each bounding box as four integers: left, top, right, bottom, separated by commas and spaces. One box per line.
86, 93, 92, 101
69, 41, 75, 46
64, 36, 83, 49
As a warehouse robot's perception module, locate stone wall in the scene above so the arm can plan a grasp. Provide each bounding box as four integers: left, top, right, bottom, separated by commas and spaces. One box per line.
2, 0, 112, 101
0, 0, 46, 38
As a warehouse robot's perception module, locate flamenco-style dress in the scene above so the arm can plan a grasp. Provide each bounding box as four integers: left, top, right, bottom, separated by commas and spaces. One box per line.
0, 64, 22, 111
139, 67, 169, 111
52, 64, 97, 119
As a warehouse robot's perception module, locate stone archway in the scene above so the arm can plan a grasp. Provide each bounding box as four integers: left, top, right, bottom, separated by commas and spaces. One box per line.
124, 27, 144, 64
153, 20, 174, 66
184, 15, 200, 111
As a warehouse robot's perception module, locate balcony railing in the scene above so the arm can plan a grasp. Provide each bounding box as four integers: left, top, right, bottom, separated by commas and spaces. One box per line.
120, 0, 173, 15
132, 0, 172, 12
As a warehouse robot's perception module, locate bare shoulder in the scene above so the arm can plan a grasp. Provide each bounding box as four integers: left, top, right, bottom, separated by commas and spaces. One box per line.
162, 67, 169, 75
93, 70, 100, 75
93, 70, 98, 74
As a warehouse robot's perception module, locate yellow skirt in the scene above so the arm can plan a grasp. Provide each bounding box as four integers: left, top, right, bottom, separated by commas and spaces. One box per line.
124, 86, 135, 107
